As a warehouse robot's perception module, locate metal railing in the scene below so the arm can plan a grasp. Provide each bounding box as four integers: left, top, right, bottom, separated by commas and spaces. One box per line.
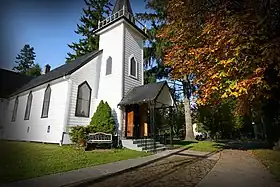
98, 5, 147, 34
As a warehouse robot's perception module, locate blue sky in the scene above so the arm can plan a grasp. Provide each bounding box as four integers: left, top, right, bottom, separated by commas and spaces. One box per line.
1, 0, 150, 71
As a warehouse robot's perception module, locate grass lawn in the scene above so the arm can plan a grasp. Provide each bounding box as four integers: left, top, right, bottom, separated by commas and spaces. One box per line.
0, 140, 151, 184
173, 140, 225, 152
251, 149, 280, 182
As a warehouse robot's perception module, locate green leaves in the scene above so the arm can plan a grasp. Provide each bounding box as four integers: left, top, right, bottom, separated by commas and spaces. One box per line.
157, 0, 280, 112
69, 125, 88, 145
89, 100, 115, 134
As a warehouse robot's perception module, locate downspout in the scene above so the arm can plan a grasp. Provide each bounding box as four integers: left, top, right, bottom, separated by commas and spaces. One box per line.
60, 76, 72, 146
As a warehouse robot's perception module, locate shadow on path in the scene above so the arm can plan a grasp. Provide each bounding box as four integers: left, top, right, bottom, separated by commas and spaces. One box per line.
76, 148, 221, 187
216, 140, 270, 150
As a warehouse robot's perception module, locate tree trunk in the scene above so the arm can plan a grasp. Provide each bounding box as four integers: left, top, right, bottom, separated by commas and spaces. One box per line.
184, 94, 195, 140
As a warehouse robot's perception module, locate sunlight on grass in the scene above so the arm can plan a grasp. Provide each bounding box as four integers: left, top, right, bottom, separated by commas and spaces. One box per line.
251, 149, 280, 182
0, 141, 151, 184
174, 140, 224, 152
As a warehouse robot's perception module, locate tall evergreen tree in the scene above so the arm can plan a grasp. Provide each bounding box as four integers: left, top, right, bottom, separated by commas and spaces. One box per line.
66, 0, 113, 62
13, 44, 42, 77
13, 44, 36, 74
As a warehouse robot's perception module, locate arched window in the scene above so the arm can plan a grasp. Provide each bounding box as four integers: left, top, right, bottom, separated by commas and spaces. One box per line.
24, 91, 33, 120
41, 85, 51, 118
106, 56, 112, 75
75, 81, 91, 117
129, 56, 137, 78
11, 96, 19, 122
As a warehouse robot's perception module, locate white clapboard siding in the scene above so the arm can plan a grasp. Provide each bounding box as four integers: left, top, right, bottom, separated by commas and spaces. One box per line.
4, 79, 68, 143
123, 25, 144, 96
97, 22, 125, 130
67, 54, 102, 127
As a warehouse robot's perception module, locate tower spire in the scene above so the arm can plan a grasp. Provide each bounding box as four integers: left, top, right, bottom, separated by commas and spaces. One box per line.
112, 0, 133, 15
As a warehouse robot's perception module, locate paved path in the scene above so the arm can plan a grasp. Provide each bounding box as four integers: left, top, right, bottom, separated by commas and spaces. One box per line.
196, 149, 280, 187
81, 150, 220, 187
4, 146, 276, 187
0, 148, 188, 187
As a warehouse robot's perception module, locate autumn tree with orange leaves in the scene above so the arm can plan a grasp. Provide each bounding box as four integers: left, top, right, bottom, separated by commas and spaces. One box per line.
158, 0, 280, 145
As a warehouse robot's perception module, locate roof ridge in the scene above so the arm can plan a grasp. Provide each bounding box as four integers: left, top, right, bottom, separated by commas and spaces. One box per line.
0, 68, 34, 78
9, 50, 103, 97
135, 81, 166, 89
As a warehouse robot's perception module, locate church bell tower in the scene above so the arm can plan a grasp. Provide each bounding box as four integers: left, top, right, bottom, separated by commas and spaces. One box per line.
93, 0, 148, 133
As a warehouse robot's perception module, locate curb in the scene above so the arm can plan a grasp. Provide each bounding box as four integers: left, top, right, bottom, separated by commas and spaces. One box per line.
62, 147, 189, 187
194, 150, 222, 187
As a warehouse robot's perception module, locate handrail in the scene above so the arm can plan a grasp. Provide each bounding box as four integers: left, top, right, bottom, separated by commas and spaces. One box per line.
97, 6, 147, 34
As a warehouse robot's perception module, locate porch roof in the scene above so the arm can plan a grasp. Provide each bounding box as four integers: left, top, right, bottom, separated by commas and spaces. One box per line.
118, 81, 174, 106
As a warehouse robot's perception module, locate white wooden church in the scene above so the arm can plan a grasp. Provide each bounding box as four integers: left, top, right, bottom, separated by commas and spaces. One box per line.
0, 0, 175, 151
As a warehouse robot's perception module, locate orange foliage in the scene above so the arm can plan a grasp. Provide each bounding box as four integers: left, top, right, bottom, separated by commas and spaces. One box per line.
157, 0, 280, 113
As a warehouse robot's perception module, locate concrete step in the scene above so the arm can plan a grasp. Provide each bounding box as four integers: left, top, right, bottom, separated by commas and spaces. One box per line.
136, 142, 164, 148
141, 144, 166, 151
145, 146, 166, 153
122, 139, 167, 152
132, 139, 154, 144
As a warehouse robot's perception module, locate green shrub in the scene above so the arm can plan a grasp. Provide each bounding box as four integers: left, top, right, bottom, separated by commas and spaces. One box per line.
69, 125, 88, 145
89, 100, 115, 134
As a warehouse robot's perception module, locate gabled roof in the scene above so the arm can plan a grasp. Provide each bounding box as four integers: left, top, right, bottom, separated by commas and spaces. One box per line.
118, 81, 168, 106
112, 0, 133, 15
0, 69, 34, 98
10, 50, 103, 97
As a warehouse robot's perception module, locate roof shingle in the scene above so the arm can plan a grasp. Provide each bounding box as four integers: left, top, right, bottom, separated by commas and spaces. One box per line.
118, 81, 167, 106
0, 69, 34, 98
9, 50, 103, 97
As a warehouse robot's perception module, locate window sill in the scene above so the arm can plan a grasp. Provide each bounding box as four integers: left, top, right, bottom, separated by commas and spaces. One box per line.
75, 115, 89, 118
129, 75, 138, 80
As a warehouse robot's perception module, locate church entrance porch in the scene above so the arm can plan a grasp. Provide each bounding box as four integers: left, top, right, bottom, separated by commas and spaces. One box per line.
118, 81, 176, 152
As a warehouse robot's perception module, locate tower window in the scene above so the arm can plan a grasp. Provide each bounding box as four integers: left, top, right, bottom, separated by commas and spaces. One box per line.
75, 81, 91, 117
129, 56, 137, 79
27, 126, 30, 133
106, 56, 112, 75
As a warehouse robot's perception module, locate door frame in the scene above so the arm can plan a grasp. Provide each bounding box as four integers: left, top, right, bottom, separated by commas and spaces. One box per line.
125, 104, 149, 139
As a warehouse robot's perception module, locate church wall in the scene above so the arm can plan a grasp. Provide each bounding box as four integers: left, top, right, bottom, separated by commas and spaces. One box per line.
67, 53, 102, 129
0, 98, 8, 139
155, 85, 175, 108
123, 24, 144, 96
97, 22, 125, 134
3, 79, 69, 144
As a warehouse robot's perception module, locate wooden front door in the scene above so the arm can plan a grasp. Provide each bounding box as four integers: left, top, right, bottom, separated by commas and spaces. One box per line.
140, 104, 148, 137
127, 110, 134, 137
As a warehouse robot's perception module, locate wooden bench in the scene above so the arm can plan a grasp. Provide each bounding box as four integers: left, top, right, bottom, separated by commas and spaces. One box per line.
85, 132, 113, 150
